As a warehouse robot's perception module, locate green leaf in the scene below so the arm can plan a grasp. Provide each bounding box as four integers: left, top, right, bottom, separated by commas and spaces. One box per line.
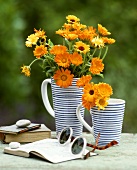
48, 39, 54, 48
97, 74, 104, 78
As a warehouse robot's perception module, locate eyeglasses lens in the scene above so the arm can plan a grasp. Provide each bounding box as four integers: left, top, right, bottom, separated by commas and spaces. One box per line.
71, 137, 84, 154
59, 128, 71, 144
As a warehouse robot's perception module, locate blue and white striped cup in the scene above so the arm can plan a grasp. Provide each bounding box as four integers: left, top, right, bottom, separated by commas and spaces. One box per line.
76, 98, 125, 146
41, 78, 84, 137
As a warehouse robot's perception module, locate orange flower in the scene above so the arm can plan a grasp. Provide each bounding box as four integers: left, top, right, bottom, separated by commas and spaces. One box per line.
83, 83, 97, 102
96, 83, 113, 97
53, 68, 74, 88
98, 24, 111, 36
95, 96, 109, 110
82, 96, 96, 110
78, 26, 97, 41
54, 52, 71, 68
21, 65, 31, 77
33, 45, 48, 58
70, 52, 83, 66
76, 75, 92, 87
89, 57, 104, 74
102, 37, 116, 44
82, 82, 112, 110
74, 41, 90, 54
34, 28, 46, 38
50, 45, 67, 55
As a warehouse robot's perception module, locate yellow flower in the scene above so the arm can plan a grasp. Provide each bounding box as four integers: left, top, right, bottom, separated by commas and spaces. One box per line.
89, 57, 104, 74
64, 33, 78, 40
25, 41, 33, 47
54, 52, 71, 68
91, 36, 104, 48
72, 22, 87, 31
33, 45, 48, 58
66, 15, 80, 24
96, 83, 113, 97
70, 52, 83, 66
53, 68, 74, 88
56, 29, 66, 37
98, 24, 111, 36
95, 97, 109, 110
56, 29, 78, 40
63, 23, 72, 30
25, 34, 39, 47
102, 37, 116, 44
50, 45, 67, 55
76, 75, 92, 87
21, 65, 31, 77
74, 41, 90, 54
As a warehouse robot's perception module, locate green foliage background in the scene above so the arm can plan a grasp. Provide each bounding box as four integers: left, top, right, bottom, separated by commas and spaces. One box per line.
0, 0, 137, 132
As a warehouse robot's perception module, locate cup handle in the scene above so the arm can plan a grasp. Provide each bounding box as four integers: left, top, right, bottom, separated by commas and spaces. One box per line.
41, 79, 55, 118
76, 103, 94, 135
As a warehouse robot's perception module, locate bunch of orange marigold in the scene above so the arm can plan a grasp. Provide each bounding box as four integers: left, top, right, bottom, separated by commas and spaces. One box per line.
21, 14, 115, 110
76, 75, 113, 110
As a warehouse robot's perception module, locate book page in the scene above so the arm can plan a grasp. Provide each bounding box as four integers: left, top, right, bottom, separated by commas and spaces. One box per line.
4, 138, 97, 163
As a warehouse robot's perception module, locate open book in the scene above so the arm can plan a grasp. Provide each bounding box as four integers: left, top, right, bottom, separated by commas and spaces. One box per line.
4, 138, 97, 163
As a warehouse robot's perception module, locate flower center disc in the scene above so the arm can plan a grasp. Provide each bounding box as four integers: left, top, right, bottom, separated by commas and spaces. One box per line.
99, 99, 105, 105
79, 46, 85, 51
62, 58, 67, 63
89, 90, 94, 95
61, 75, 67, 81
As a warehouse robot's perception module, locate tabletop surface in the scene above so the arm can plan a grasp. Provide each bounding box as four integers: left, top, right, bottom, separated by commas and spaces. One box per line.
0, 132, 137, 170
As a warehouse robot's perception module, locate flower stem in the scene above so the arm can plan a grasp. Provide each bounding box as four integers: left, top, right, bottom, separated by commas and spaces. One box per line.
68, 41, 72, 53
29, 58, 43, 67
88, 48, 97, 63
72, 65, 76, 74
46, 55, 54, 61
91, 48, 97, 57
98, 48, 102, 58
102, 46, 108, 61
63, 38, 65, 46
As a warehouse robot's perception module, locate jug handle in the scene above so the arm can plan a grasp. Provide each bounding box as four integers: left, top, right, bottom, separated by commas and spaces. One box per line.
76, 103, 94, 135
41, 79, 55, 118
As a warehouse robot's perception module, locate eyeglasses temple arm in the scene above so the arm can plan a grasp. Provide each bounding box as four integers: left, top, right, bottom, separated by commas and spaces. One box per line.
87, 140, 118, 150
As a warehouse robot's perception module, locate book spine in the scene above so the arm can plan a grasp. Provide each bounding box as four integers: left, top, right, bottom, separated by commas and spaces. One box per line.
0, 133, 6, 143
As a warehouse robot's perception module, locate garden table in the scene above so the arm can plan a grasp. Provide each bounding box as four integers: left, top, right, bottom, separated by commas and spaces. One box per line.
0, 132, 137, 170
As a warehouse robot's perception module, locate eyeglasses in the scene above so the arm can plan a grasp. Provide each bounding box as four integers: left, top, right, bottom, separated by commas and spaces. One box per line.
58, 127, 87, 156
58, 127, 118, 159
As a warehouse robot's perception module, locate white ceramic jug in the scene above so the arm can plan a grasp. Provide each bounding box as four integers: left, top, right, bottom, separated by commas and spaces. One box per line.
41, 78, 85, 137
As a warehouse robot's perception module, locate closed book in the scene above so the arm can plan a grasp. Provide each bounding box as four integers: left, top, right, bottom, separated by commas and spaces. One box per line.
0, 124, 51, 143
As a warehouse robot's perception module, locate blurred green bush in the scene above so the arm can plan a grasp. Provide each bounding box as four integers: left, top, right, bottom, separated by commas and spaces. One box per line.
0, 0, 137, 132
